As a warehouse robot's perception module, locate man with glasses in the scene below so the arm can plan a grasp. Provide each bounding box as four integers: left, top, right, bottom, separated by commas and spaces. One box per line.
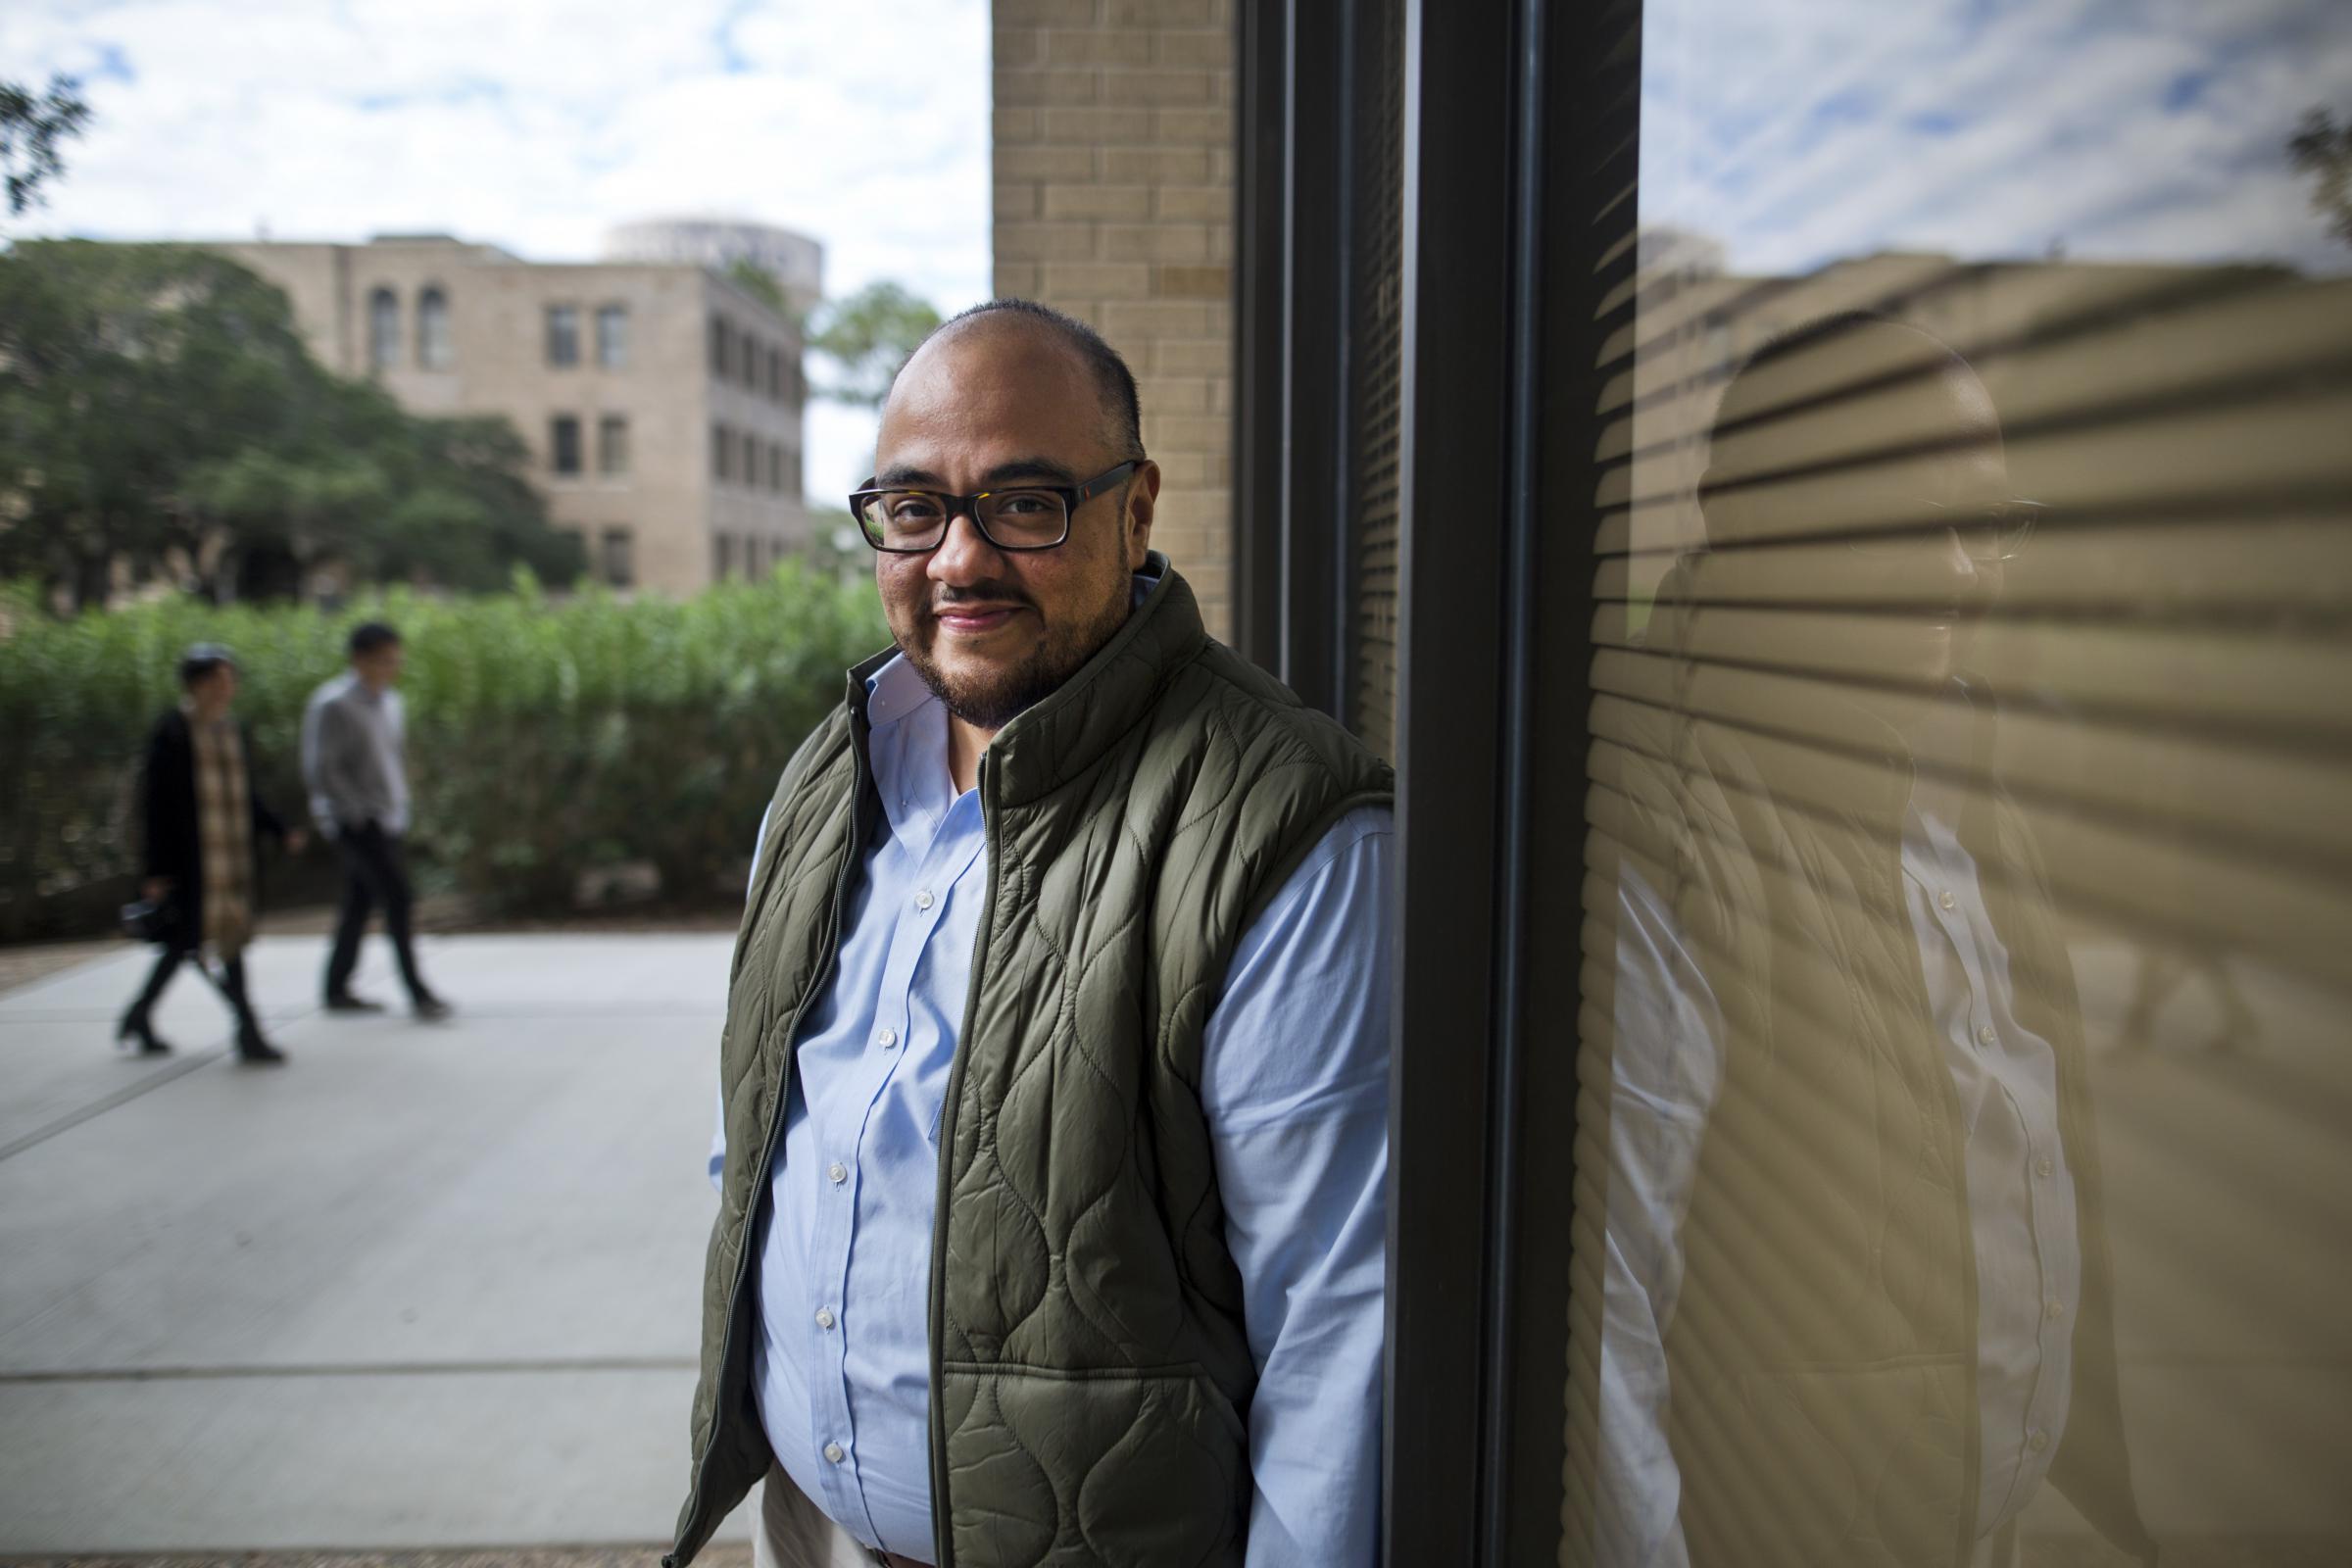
1595, 314, 2153, 1567
671, 300, 1394, 1568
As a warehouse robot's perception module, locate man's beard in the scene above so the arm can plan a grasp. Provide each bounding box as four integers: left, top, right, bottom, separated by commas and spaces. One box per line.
902, 576, 1131, 732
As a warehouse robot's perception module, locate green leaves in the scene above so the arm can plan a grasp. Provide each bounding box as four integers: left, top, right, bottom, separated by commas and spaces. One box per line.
807, 281, 943, 408
0, 568, 889, 939
0, 241, 574, 604
0, 74, 90, 219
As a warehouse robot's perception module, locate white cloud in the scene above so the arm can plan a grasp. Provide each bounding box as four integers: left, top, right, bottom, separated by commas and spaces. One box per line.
0, 0, 991, 503
1642, 0, 2352, 279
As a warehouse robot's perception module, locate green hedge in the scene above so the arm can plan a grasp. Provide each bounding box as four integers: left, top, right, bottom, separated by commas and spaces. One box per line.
0, 567, 890, 942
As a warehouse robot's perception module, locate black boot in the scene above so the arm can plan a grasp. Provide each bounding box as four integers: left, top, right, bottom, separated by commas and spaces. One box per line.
220, 956, 286, 1064
235, 1024, 288, 1065
115, 1008, 172, 1056
118, 947, 185, 1056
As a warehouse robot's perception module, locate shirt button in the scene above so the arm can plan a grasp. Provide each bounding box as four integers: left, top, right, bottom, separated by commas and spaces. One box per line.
2044, 1299, 2065, 1321
1938, 889, 1957, 911
2028, 1429, 2050, 1453
2035, 1155, 2055, 1179
823, 1442, 846, 1464
816, 1307, 836, 1330
878, 1028, 898, 1049
914, 889, 935, 910
827, 1162, 848, 1185
1978, 1024, 1997, 1046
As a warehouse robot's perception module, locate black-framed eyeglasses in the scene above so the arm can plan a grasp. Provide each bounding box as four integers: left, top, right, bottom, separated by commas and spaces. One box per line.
1847, 498, 2044, 563
848, 461, 1141, 554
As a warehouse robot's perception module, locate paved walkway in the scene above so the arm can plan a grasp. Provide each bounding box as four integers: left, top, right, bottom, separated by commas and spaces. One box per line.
0, 933, 754, 1556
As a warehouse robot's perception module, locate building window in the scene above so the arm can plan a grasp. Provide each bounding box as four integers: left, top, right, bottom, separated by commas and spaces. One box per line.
600, 527, 633, 589
710, 315, 730, 379
596, 304, 628, 368
368, 286, 400, 372
742, 429, 760, 486
740, 333, 760, 389
416, 286, 453, 370
715, 532, 735, 580
712, 422, 731, 482
550, 415, 582, 476
546, 305, 580, 368
767, 347, 784, 400
786, 446, 802, 495
597, 415, 629, 477
768, 440, 784, 492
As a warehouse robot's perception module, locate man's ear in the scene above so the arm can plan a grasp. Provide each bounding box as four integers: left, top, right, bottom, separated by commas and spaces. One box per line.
1123, 459, 1161, 569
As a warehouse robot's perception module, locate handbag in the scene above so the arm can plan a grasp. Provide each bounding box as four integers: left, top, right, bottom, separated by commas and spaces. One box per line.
120, 897, 179, 945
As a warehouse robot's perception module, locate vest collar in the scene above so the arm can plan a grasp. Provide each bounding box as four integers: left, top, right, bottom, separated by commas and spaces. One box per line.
842, 552, 1206, 809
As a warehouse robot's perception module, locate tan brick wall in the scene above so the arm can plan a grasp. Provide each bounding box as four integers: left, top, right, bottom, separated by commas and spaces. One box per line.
994, 0, 1234, 637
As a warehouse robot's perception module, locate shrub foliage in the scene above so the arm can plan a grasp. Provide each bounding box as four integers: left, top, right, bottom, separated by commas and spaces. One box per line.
0, 566, 888, 941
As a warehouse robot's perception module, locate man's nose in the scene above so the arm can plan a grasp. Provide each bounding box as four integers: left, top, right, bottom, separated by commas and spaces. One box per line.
927, 507, 1005, 584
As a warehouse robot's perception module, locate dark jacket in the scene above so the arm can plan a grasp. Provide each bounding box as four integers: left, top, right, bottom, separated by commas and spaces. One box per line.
138, 707, 287, 951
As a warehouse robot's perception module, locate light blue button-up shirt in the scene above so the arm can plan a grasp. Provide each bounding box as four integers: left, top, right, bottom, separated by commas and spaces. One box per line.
711, 630, 1392, 1566
1599, 704, 2080, 1563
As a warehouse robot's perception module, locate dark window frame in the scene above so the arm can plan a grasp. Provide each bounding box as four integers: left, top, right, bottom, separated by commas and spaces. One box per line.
546, 304, 580, 368
596, 303, 629, 368
416, 284, 453, 370
550, 414, 583, 477
1233, 0, 1618, 1558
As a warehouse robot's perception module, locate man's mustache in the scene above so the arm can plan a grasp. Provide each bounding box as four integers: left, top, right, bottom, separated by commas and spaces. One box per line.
927, 585, 1037, 612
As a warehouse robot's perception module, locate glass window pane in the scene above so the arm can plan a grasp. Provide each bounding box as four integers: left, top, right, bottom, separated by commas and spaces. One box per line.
368, 287, 399, 372
549, 416, 580, 476
545, 305, 578, 368
1566, 7, 2352, 1568
596, 304, 628, 368
598, 415, 628, 476
416, 286, 452, 370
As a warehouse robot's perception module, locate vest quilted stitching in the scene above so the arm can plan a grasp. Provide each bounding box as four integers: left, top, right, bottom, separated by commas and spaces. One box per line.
670, 562, 1392, 1568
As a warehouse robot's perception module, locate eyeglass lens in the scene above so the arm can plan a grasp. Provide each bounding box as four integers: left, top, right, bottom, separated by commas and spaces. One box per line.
857, 488, 1070, 552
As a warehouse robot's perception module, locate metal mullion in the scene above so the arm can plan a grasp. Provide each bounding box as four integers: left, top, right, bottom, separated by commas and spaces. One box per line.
1385, 0, 1521, 1560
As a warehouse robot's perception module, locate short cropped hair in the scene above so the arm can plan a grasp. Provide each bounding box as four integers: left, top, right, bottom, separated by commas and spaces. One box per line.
348, 621, 402, 658
922, 298, 1146, 461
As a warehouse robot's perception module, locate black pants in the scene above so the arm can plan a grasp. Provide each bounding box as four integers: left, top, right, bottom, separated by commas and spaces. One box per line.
125, 946, 262, 1041
325, 822, 428, 1002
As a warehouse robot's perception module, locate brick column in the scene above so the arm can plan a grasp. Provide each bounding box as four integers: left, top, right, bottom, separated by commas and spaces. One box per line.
993, 0, 1235, 637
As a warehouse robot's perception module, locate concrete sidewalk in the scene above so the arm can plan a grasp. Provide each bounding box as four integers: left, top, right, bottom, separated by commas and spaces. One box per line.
0, 933, 754, 1556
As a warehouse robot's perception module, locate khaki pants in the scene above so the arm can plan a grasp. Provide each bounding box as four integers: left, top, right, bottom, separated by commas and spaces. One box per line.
753, 1461, 929, 1568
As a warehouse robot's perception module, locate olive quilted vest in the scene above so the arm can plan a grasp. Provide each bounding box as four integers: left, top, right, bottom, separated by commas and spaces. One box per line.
669, 559, 1394, 1568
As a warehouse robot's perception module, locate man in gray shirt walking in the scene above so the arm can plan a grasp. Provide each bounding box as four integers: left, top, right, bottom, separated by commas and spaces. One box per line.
301, 621, 450, 1020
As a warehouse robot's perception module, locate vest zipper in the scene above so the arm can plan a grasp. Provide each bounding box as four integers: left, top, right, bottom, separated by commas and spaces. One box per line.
669, 738, 872, 1568
926, 752, 995, 1568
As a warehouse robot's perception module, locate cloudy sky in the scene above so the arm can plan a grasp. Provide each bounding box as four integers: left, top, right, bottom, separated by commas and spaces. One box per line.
1645, 0, 2351, 277
2, 0, 992, 504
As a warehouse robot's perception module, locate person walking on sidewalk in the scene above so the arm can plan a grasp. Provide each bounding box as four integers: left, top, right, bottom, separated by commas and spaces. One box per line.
302, 621, 451, 1021
119, 643, 306, 1063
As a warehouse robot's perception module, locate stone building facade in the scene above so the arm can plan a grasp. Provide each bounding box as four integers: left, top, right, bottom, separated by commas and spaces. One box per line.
992, 0, 1235, 636
211, 234, 808, 596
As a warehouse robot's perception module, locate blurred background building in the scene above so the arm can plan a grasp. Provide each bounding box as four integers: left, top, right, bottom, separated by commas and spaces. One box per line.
603, 217, 826, 321
211, 232, 810, 595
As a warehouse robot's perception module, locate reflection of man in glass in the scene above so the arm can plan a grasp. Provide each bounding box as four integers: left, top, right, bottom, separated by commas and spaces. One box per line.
1597, 315, 2155, 1567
